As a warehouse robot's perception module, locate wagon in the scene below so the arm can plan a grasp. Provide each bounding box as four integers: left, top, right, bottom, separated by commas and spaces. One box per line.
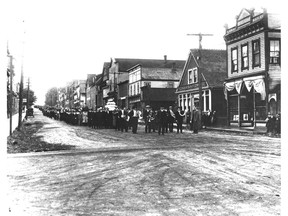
25, 107, 34, 119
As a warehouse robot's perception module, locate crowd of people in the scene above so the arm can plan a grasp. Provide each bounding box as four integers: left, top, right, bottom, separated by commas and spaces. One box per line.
39, 105, 281, 137
39, 105, 218, 135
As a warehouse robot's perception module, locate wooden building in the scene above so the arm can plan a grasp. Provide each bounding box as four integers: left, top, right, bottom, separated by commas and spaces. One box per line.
223, 8, 281, 127
176, 49, 227, 125
127, 58, 185, 110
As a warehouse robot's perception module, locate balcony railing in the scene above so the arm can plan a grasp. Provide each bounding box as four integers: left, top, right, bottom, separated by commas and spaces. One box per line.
226, 13, 264, 34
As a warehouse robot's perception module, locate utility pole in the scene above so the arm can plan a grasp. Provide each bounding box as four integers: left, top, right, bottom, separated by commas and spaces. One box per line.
187, 33, 213, 50
8, 55, 13, 136
18, 20, 25, 130
187, 33, 213, 127
27, 77, 30, 108
18, 58, 24, 130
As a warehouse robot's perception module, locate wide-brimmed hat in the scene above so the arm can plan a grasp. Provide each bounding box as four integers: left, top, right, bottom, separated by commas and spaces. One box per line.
146, 105, 151, 108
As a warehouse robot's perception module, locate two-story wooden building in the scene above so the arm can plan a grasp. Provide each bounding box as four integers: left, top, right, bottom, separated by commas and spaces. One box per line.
176, 49, 227, 125
127, 58, 185, 110
223, 8, 281, 127
100, 57, 185, 110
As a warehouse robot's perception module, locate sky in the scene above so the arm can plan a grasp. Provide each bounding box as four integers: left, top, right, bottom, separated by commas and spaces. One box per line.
4, 0, 283, 105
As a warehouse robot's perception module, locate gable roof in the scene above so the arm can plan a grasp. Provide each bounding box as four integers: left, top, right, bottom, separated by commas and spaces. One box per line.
178, 49, 227, 89
114, 58, 185, 72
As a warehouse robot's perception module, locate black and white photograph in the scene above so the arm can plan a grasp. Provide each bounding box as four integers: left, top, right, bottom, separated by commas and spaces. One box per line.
2, 0, 285, 215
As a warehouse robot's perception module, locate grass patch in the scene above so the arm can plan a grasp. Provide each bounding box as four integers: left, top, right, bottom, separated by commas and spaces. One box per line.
7, 120, 75, 153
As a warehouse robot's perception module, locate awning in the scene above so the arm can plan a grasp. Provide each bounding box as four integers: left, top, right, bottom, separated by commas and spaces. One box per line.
224, 75, 266, 100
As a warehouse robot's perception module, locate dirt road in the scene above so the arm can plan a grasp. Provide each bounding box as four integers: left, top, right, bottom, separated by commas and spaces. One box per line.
7, 110, 281, 215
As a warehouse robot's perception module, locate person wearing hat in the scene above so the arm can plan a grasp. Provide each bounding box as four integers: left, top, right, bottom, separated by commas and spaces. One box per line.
128, 105, 140, 134
143, 105, 155, 133
156, 106, 167, 135
191, 105, 201, 134
265, 112, 276, 136
118, 107, 128, 132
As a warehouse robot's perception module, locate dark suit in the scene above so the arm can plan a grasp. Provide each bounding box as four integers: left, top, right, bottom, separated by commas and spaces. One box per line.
128, 109, 139, 134
191, 109, 200, 133
167, 109, 175, 132
118, 109, 128, 132
156, 109, 167, 135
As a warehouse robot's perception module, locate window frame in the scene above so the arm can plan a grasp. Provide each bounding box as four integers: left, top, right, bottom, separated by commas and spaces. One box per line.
231, 47, 238, 73
188, 68, 198, 84
269, 39, 280, 65
241, 43, 249, 71
252, 39, 261, 68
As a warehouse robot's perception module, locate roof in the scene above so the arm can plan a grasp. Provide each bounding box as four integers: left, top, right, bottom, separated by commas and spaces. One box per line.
192, 49, 227, 87
178, 49, 227, 89
114, 58, 185, 72
141, 67, 182, 80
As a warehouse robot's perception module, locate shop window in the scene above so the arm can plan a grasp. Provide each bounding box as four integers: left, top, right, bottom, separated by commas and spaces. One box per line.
255, 93, 266, 121
252, 39, 261, 68
270, 39, 280, 65
229, 94, 238, 121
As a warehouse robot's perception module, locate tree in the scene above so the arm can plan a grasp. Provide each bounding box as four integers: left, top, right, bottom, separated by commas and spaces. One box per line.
45, 87, 58, 106
23, 88, 37, 107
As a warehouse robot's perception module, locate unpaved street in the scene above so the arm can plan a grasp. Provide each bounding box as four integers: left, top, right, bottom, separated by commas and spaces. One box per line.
7, 110, 281, 215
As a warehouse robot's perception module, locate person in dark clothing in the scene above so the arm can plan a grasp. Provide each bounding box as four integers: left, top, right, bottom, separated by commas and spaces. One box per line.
265, 112, 276, 136
143, 105, 155, 133
175, 107, 185, 133
119, 107, 128, 132
128, 106, 140, 134
275, 113, 281, 136
156, 106, 167, 135
191, 106, 201, 134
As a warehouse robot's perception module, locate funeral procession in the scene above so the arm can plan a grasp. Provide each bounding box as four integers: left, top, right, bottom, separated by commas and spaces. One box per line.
5, 3, 282, 216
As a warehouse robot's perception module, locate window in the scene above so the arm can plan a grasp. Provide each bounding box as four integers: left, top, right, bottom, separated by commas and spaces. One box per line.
241, 44, 249, 70
188, 68, 198, 84
231, 48, 238, 73
252, 39, 260, 67
270, 39, 280, 65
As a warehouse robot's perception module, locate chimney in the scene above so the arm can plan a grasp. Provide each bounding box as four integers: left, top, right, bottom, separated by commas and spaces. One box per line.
172, 62, 176, 72
164, 55, 167, 63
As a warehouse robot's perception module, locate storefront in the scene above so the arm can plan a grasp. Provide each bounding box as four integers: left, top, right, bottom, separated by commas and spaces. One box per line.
178, 90, 211, 112
224, 75, 267, 127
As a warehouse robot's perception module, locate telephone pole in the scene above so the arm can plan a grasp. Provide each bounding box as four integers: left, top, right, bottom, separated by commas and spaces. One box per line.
187, 33, 213, 50
8, 54, 13, 135
27, 77, 30, 108
187, 33, 213, 127
18, 20, 25, 130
